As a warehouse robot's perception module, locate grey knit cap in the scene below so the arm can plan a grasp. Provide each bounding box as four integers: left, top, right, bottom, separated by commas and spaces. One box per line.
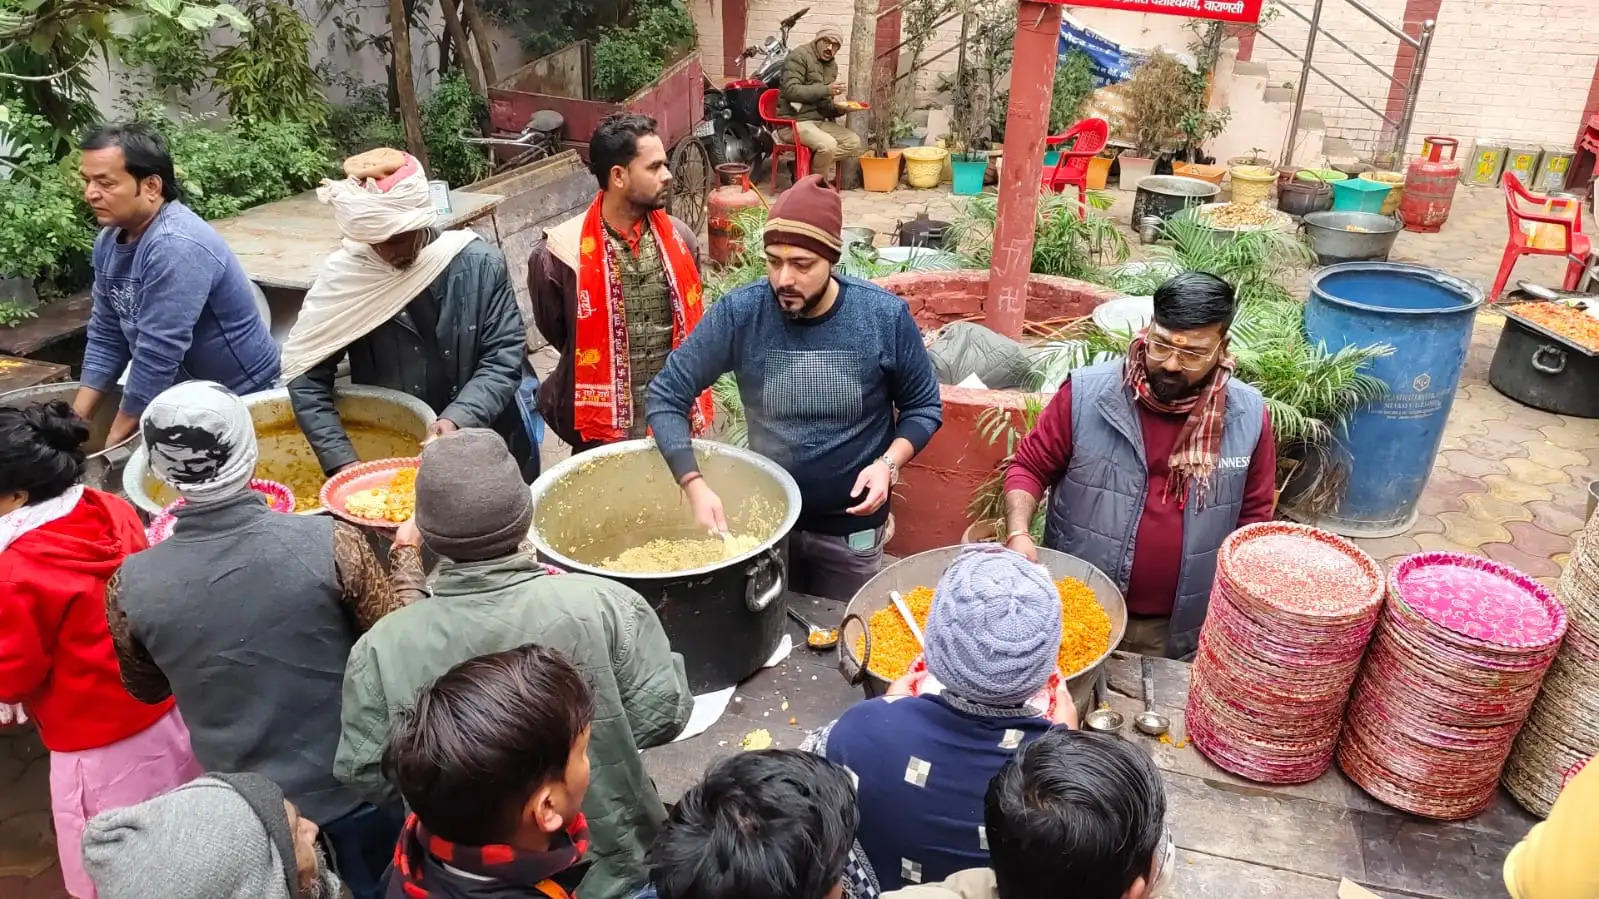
81, 774, 298, 899
415, 428, 532, 561
924, 545, 1062, 706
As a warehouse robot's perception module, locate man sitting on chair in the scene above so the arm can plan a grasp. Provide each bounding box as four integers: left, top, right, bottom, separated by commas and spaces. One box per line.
779, 27, 863, 184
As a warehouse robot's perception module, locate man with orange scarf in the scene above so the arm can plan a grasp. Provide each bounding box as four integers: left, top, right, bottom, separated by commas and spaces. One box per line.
530, 113, 711, 452
1002, 272, 1276, 659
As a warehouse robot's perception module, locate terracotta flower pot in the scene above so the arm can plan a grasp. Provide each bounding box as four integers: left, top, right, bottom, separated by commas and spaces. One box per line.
860, 154, 901, 192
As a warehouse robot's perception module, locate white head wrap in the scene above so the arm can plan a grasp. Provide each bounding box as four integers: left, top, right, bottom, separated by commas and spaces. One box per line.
319, 156, 439, 244
140, 381, 259, 506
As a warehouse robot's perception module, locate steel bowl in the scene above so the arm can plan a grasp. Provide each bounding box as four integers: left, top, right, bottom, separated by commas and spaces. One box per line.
838, 546, 1128, 720
1300, 210, 1403, 265
528, 439, 802, 691
123, 384, 435, 516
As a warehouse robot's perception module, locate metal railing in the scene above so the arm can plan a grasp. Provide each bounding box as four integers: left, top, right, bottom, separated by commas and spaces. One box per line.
1258, 0, 1436, 165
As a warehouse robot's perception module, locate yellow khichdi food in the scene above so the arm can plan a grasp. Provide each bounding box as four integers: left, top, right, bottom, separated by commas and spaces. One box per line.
342, 468, 417, 523
853, 577, 1111, 680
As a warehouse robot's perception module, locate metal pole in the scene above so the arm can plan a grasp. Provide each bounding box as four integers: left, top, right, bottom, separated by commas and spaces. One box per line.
1282, 0, 1325, 167
1392, 19, 1435, 162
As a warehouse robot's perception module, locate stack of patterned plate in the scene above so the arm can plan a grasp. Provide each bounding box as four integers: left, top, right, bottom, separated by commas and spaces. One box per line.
1187, 522, 1385, 784
1504, 511, 1599, 817
1339, 552, 1567, 820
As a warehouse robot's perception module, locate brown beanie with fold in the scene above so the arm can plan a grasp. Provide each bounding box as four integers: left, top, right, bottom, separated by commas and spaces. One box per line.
763, 174, 843, 263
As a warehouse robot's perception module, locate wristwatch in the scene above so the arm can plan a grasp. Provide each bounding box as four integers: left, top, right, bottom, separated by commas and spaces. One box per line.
878, 454, 900, 486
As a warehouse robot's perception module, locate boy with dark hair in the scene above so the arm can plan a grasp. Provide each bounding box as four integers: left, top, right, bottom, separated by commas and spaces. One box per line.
641, 750, 871, 899
885, 728, 1170, 899
383, 644, 596, 898
529, 112, 707, 452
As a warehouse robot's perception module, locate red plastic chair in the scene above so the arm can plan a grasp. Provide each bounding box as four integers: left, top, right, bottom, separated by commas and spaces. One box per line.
1041, 117, 1110, 218
1490, 172, 1591, 300
758, 88, 812, 191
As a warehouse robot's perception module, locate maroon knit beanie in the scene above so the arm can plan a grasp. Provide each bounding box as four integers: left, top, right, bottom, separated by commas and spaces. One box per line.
763, 174, 843, 263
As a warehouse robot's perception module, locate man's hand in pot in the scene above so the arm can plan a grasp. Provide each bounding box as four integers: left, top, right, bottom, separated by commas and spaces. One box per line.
682, 475, 728, 535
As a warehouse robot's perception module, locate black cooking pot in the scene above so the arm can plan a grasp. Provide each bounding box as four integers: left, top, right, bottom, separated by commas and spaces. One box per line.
1489, 298, 1599, 418
527, 439, 801, 692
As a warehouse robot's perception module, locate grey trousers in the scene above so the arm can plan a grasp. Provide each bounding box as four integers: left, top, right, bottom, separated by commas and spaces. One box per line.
788, 524, 886, 602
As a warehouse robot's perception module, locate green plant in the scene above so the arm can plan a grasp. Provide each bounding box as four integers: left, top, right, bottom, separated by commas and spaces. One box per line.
151, 111, 338, 219
1048, 50, 1096, 134
0, 110, 97, 293
948, 191, 1128, 282
327, 84, 408, 158
421, 72, 489, 186
966, 396, 1046, 539
212, 0, 327, 127
0, 301, 38, 327
1122, 51, 1191, 158
114, 15, 212, 95
591, 0, 695, 102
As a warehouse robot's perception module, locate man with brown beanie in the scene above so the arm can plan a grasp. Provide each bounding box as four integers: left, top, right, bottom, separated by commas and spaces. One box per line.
779, 27, 862, 182
647, 175, 942, 600
334, 428, 693, 899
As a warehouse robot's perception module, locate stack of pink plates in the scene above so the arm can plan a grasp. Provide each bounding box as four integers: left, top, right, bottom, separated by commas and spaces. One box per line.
1338, 551, 1567, 820
1187, 522, 1385, 784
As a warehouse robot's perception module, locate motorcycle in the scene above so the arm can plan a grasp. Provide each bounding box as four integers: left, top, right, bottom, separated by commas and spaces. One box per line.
698, 6, 809, 173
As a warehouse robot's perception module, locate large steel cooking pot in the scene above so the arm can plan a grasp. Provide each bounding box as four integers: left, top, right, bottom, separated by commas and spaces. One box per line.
529, 439, 801, 692
0, 382, 135, 492
1300, 211, 1402, 265
123, 385, 435, 515
838, 546, 1127, 720
1130, 175, 1220, 228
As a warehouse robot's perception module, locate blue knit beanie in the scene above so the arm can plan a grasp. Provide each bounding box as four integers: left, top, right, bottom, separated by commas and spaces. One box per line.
924, 545, 1062, 706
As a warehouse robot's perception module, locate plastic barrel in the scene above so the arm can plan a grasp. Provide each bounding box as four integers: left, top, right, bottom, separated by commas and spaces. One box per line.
1298, 263, 1483, 537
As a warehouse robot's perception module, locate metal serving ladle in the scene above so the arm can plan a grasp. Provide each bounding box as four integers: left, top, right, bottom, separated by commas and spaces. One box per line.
1134, 656, 1171, 737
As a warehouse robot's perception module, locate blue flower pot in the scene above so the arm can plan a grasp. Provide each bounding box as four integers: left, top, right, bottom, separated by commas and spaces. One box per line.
951, 157, 989, 196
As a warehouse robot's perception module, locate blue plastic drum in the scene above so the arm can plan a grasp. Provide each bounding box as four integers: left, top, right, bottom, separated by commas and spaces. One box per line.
1298, 262, 1483, 537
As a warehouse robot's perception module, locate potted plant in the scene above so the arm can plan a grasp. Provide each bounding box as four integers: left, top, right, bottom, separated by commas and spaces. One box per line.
1120, 52, 1192, 189
860, 83, 903, 193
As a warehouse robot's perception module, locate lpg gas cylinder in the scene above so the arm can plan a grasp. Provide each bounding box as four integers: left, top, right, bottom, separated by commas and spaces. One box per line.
708, 163, 761, 267
1399, 136, 1461, 233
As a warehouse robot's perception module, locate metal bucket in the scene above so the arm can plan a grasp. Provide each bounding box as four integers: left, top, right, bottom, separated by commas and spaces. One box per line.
837, 546, 1127, 720
1295, 263, 1483, 537
0, 382, 135, 492
123, 385, 435, 516
528, 439, 801, 692
1300, 211, 1403, 264
1130, 176, 1219, 228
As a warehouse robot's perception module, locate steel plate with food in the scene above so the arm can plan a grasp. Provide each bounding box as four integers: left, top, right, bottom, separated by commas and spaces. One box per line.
320, 458, 421, 528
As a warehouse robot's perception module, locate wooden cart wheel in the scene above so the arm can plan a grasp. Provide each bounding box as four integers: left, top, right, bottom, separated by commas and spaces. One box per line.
668, 136, 712, 235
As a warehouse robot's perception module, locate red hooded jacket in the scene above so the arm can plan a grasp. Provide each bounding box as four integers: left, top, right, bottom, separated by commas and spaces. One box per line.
0, 488, 173, 752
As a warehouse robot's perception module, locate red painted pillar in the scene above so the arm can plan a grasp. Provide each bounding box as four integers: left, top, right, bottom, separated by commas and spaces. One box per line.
985, 1, 1062, 340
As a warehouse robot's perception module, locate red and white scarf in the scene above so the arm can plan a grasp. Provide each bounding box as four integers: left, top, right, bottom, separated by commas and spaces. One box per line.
572, 193, 712, 443
1123, 334, 1236, 509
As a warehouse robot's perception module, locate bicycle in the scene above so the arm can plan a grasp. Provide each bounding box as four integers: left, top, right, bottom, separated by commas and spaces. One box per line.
458, 109, 565, 175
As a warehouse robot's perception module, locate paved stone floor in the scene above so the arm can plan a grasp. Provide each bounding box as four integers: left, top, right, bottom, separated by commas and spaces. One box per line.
2, 180, 1595, 898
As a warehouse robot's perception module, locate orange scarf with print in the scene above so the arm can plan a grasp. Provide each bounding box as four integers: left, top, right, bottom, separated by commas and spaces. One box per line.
573, 193, 712, 442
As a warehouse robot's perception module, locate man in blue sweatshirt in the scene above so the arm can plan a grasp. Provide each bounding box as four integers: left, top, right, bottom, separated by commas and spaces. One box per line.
646, 175, 942, 600
71, 123, 279, 449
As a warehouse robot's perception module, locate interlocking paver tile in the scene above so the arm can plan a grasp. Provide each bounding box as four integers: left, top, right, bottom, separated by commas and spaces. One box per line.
1503, 457, 1571, 488
1462, 490, 1535, 525
1527, 500, 1591, 539
1438, 511, 1513, 549
1483, 474, 1553, 507
1480, 541, 1563, 579
1501, 520, 1575, 560
1414, 532, 1484, 556
1537, 424, 1598, 452
1409, 513, 1445, 535
1353, 534, 1421, 566
1437, 450, 1509, 480
1524, 441, 1589, 471
1416, 470, 1481, 515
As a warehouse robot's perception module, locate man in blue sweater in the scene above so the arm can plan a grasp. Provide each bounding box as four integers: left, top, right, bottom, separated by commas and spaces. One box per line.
646, 175, 942, 600
72, 123, 279, 448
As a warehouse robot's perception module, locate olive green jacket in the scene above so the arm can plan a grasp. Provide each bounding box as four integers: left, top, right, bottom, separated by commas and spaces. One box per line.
780, 41, 842, 122
334, 555, 693, 899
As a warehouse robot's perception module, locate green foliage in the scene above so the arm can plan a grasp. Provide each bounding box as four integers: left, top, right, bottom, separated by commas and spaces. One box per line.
0, 111, 96, 291
327, 85, 408, 159
211, 0, 326, 126
420, 72, 489, 187
1122, 51, 1193, 157
115, 15, 213, 95
480, 0, 621, 57
0, 301, 38, 327
948, 191, 1127, 282
1049, 50, 1097, 135
145, 110, 338, 220
967, 396, 1047, 538
592, 0, 695, 102
1108, 214, 1311, 308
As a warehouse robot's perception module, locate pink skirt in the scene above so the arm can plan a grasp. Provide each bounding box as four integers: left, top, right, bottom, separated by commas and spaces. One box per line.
49, 706, 203, 898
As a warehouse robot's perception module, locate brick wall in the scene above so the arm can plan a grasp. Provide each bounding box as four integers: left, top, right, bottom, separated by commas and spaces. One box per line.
1250, 0, 1597, 157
